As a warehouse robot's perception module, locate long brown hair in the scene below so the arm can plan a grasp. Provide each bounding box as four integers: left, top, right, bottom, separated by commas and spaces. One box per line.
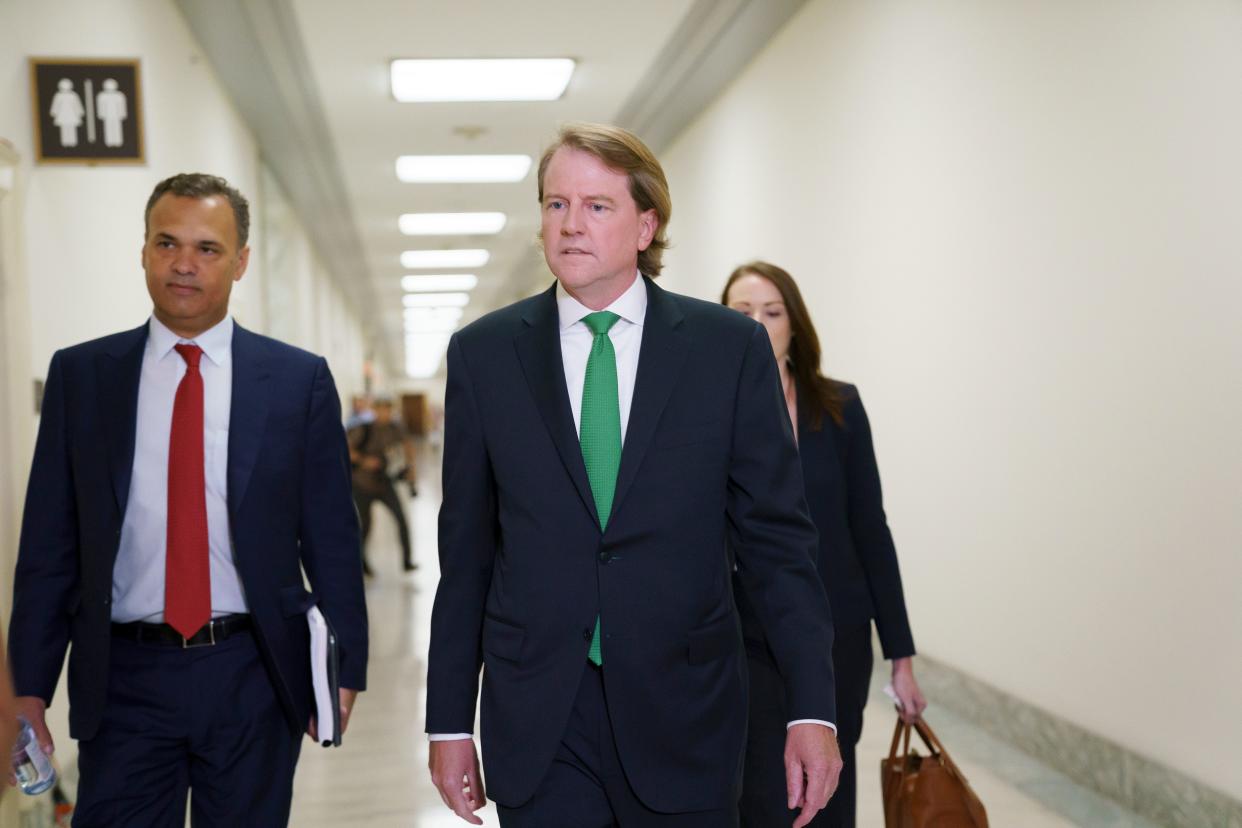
721, 261, 847, 430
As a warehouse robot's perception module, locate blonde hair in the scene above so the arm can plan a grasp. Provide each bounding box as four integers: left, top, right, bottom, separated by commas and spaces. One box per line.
537, 122, 672, 277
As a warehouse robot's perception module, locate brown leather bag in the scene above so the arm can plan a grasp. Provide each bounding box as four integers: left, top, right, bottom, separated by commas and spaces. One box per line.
881, 716, 988, 827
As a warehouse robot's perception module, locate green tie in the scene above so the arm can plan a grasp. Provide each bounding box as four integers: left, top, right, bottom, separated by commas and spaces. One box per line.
580, 311, 622, 666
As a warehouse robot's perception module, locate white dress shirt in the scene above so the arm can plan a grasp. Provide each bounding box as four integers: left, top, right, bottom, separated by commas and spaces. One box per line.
111, 315, 249, 623
431, 273, 833, 739
556, 273, 646, 441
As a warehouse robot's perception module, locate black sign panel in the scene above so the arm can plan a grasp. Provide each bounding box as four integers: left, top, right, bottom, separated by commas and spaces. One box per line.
30, 58, 144, 164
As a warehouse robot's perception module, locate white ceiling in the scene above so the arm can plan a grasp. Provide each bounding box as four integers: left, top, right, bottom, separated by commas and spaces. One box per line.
288, 0, 698, 375
177, 0, 811, 378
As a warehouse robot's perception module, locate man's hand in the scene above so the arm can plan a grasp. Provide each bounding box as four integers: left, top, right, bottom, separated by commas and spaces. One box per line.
8, 697, 53, 787
784, 723, 843, 828
306, 687, 360, 742
429, 738, 486, 825
891, 657, 927, 724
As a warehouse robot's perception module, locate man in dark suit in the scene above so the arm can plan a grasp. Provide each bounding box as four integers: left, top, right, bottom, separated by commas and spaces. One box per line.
7, 173, 367, 826
426, 123, 842, 827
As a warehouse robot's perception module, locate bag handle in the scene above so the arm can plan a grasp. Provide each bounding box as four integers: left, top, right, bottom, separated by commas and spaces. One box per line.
888, 717, 953, 778
887, 717, 919, 791
892, 715, 946, 760
911, 718, 975, 785
913, 719, 944, 755
887, 716, 915, 761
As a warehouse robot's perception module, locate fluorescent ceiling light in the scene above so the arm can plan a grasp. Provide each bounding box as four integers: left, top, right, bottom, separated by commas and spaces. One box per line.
399, 212, 506, 236
396, 155, 532, 184
402, 274, 478, 292
401, 249, 490, 269
404, 306, 464, 322
403, 292, 470, 308
391, 58, 574, 102
404, 316, 459, 334
403, 309, 463, 334
406, 332, 453, 379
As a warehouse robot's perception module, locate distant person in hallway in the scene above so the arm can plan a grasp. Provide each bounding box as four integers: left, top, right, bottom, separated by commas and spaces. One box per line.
723, 261, 926, 827
6, 173, 368, 826
348, 395, 417, 574
426, 123, 841, 828
345, 393, 376, 430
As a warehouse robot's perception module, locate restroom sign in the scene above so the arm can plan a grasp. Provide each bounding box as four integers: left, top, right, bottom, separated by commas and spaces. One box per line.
30, 58, 144, 164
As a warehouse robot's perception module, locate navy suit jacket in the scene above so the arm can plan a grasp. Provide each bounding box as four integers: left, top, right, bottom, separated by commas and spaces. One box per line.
8, 322, 368, 741
739, 384, 916, 664
799, 385, 915, 656
426, 278, 835, 812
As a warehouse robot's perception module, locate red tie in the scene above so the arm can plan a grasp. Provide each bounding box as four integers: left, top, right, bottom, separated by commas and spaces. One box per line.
166, 343, 211, 638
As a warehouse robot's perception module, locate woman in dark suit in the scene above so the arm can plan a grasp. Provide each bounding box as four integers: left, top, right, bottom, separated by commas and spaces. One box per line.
723, 261, 926, 827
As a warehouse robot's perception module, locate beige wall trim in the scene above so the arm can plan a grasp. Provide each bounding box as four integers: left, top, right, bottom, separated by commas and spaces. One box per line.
616, 0, 811, 153
918, 654, 1242, 828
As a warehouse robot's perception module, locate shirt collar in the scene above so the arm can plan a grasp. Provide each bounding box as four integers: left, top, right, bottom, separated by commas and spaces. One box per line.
148, 315, 234, 367
556, 271, 648, 332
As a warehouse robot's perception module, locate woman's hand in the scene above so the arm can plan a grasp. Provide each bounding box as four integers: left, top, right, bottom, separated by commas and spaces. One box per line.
891, 657, 927, 723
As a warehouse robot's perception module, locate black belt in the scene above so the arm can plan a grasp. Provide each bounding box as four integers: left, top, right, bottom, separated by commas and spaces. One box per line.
111, 614, 252, 648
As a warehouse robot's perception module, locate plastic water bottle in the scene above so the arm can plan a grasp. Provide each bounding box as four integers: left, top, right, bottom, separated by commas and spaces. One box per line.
11, 717, 56, 795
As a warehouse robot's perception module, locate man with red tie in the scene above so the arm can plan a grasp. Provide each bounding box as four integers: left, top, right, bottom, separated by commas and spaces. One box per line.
7, 173, 368, 826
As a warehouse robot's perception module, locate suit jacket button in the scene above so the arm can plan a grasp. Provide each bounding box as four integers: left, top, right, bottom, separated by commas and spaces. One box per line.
598, 551, 610, 564
582, 628, 592, 641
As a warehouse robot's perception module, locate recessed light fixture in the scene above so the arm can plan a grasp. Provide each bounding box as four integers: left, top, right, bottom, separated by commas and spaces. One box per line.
401, 249, 490, 269
402, 292, 471, 308
396, 155, 532, 184
391, 58, 574, 102
402, 274, 479, 292
399, 212, 506, 236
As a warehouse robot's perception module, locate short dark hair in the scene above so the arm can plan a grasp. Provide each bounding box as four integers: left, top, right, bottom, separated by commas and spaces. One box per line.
537, 123, 672, 277
144, 173, 250, 248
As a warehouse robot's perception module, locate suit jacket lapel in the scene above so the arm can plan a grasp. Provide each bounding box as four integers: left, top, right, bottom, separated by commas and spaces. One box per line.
227, 324, 270, 516
514, 284, 602, 529
611, 278, 689, 526
97, 325, 148, 516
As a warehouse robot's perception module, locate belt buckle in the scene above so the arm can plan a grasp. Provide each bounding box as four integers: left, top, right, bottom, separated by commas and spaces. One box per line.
182, 620, 217, 649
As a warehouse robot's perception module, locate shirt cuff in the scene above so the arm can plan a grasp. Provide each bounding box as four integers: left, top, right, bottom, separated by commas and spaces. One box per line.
427, 732, 473, 741
787, 719, 838, 734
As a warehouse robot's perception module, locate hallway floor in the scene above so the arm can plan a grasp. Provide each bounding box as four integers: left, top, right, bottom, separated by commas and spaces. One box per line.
288, 450, 1156, 827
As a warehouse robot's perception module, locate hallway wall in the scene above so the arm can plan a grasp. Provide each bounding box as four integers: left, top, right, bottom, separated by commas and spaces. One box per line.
258, 165, 371, 400
0, 0, 373, 383
658, 0, 1242, 800
0, 0, 264, 376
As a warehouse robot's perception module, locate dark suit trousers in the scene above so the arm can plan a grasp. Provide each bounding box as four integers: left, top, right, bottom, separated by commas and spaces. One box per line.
739, 623, 874, 828
354, 479, 413, 568
498, 663, 739, 828
74, 628, 302, 827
